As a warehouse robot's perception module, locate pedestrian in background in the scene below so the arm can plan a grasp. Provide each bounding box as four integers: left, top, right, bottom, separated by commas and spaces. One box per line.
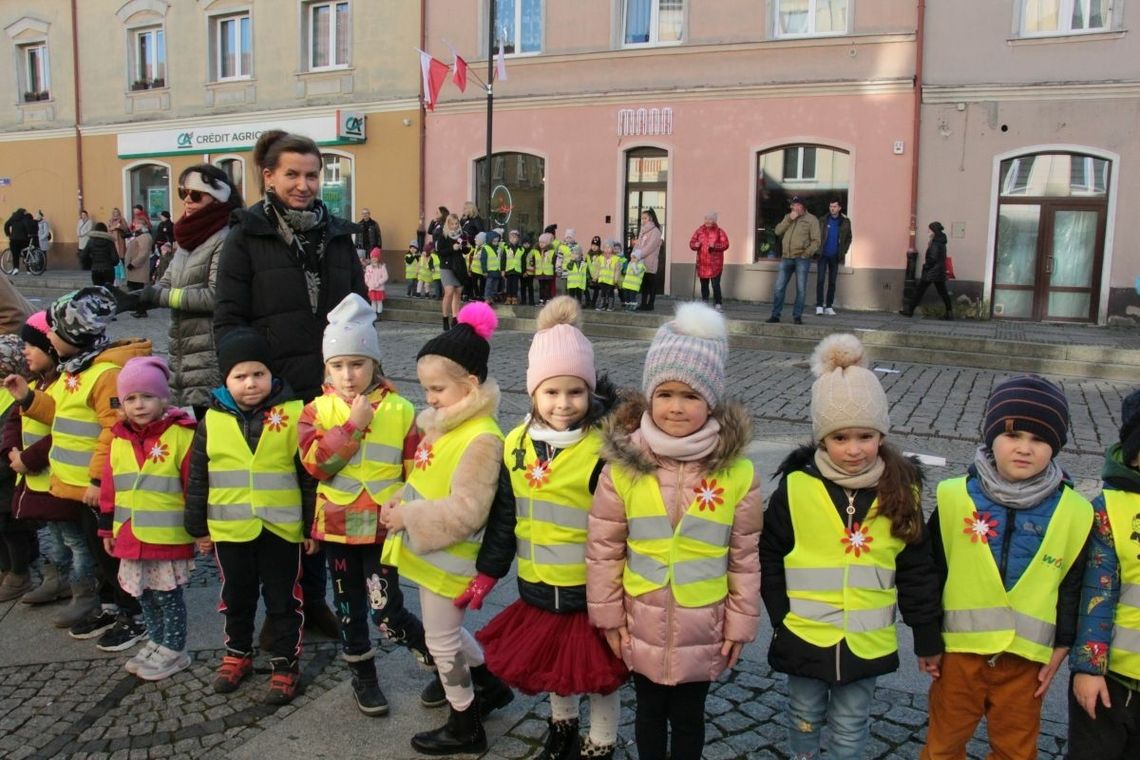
405, 239, 421, 297
76, 210, 93, 270
364, 248, 388, 320
767, 196, 820, 325
900, 221, 954, 320
434, 213, 465, 330
630, 209, 663, 312
107, 208, 129, 273
815, 199, 852, 316
761, 333, 941, 760
356, 208, 382, 257
35, 211, 51, 255
125, 206, 153, 318
3, 208, 31, 275
86, 223, 118, 289
689, 212, 730, 311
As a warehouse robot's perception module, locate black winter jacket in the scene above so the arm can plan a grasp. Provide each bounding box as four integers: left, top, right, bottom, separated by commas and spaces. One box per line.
920, 232, 949, 283
184, 380, 315, 539
355, 217, 382, 252
759, 445, 943, 685
86, 231, 118, 273
213, 202, 366, 402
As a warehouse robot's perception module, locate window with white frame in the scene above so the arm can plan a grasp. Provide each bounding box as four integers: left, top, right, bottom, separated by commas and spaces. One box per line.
19, 42, 50, 101
306, 1, 349, 70
775, 0, 848, 37
213, 13, 252, 80
782, 146, 817, 181
495, 0, 541, 54
623, 0, 684, 45
131, 27, 166, 89
1020, 0, 1109, 35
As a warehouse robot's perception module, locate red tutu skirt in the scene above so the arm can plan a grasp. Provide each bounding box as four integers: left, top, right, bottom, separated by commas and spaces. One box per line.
368, 289, 386, 301
477, 599, 628, 696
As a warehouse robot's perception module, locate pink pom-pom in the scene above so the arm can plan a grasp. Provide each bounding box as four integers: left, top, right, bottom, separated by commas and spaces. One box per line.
26, 311, 50, 334
457, 302, 498, 341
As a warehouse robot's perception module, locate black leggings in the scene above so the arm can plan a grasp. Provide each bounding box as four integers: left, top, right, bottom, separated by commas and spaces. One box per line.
633, 672, 711, 760
1067, 672, 1140, 759
91, 269, 114, 288
699, 276, 722, 306
639, 272, 657, 310
215, 530, 303, 661
79, 505, 140, 614
908, 279, 953, 314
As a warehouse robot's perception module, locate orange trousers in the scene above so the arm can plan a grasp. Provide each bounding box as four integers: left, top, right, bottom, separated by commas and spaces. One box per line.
921, 651, 1044, 760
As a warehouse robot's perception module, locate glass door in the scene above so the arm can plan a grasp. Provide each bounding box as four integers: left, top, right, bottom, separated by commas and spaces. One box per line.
992, 205, 1040, 319
1043, 206, 1103, 321
624, 148, 668, 293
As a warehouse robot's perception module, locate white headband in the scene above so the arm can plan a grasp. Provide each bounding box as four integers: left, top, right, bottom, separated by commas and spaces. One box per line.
182, 171, 231, 203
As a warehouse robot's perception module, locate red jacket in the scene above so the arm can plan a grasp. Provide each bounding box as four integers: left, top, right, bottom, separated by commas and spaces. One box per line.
690, 224, 730, 279
98, 409, 196, 560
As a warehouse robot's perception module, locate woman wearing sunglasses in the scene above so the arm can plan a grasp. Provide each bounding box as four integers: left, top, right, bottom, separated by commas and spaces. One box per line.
133, 163, 242, 419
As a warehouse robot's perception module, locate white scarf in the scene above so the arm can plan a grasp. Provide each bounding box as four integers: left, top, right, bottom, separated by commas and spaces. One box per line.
525, 416, 588, 449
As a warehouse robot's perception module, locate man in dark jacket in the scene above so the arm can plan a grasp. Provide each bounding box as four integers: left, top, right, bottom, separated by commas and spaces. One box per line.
4, 209, 30, 274
355, 208, 382, 254
815, 199, 853, 316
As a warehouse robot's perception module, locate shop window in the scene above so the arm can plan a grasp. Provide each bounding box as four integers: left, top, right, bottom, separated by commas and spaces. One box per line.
128, 163, 171, 223
214, 157, 245, 202
320, 153, 353, 220
131, 27, 166, 90
998, 153, 1109, 198
305, 1, 349, 70
624, 0, 684, 46
494, 0, 542, 54
19, 42, 51, 102
212, 12, 252, 80
775, 0, 848, 38
755, 144, 849, 260
474, 152, 545, 239
1020, 0, 1109, 36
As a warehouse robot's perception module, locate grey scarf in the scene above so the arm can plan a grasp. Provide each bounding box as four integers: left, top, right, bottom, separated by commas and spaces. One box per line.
263, 193, 329, 314
972, 444, 1064, 509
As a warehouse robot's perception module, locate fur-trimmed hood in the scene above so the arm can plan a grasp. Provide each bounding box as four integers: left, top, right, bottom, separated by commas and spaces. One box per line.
601, 393, 753, 475
416, 377, 500, 440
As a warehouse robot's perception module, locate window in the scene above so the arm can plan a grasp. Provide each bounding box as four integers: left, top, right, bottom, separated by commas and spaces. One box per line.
20, 43, 50, 101
495, 0, 541, 54
307, 1, 349, 69
214, 13, 252, 80
775, 0, 848, 37
132, 27, 166, 89
624, 0, 684, 45
755, 144, 850, 260
128, 163, 171, 223
320, 154, 353, 220
1021, 0, 1109, 35
474, 152, 545, 237
215, 157, 245, 201
782, 146, 817, 181
999, 153, 1109, 198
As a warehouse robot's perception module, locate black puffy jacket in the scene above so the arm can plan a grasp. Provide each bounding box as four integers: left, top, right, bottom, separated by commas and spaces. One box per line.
86, 231, 118, 273
920, 233, 949, 283
213, 202, 365, 402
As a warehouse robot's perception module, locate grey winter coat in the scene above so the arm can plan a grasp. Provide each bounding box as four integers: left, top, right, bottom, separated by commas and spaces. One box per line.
155, 227, 227, 408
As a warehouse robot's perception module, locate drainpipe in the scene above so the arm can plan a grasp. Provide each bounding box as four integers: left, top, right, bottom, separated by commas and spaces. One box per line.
908, 0, 926, 256
417, 0, 426, 246
70, 0, 85, 215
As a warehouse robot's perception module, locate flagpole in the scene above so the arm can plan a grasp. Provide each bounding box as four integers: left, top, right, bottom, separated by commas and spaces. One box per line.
485, 1, 495, 227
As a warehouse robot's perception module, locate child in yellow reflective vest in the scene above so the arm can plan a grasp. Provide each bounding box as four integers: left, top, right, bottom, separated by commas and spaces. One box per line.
97, 356, 196, 681
184, 328, 317, 706
924, 374, 1093, 759
1067, 387, 1140, 758
404, 239, 421, 297
298, 294, 434, 717
466, 297, 625, 758
0, 334, 38, 603
587, 302, 761, 760
520, 237, 538, 306
379, 302, 514, 755
760, 333, 941, 760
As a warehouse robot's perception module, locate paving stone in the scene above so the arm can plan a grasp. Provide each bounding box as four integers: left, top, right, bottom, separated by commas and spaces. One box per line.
701, 739, 742, 759
511, 718, 549, 740
872, 719, 917, 745
884, 704, 927, 727
713, 710, 755, 733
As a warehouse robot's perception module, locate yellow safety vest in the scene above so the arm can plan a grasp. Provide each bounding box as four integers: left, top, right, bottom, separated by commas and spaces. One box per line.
482, 244, 501, 273
1103, 489, 1140, 679
597, 257, 620, 286
312, 392, 411, 506
783, 472, 906, 659
588, 255, 601, 281
205, 400, 304, 543
507, 425, 602, 587
48, 362, 117, 488
538, 249, 556, 276
381, 415, 503, 597
566, 261, 587, 290
431, 253, 442, 280
611, 458, 753, 607
469, 247, 484, 276
406, 254, 420, 279
505, 246, 524, 274
17, 377, 55, 492
525, 249, 539, 276
417, 255, 434, 284
938, 477, 1093, 664
622, 260, 646, 292
110, 424, 195, 544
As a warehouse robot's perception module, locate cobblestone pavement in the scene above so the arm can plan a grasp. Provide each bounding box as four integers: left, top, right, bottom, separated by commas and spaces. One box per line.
0, 310, 1128, 758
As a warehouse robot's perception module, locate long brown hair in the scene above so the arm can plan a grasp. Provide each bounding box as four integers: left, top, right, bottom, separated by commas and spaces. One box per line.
875, 441, 924, 544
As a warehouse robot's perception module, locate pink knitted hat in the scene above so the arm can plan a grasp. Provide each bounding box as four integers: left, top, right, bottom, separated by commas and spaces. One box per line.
117, 356, 172, 400
527, 297, 596, 395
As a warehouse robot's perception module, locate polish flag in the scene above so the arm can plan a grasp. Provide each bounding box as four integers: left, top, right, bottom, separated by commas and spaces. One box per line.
495, 39, 508, 82
418, 49, 450, 111
452, 53, 468, 92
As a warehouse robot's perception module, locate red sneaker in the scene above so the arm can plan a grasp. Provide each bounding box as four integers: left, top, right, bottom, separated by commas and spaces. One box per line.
265, 658, 300, 705
213, 654, 253, 694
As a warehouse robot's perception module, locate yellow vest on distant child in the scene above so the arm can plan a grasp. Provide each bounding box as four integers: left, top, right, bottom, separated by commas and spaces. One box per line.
1102, 489, 1140, 679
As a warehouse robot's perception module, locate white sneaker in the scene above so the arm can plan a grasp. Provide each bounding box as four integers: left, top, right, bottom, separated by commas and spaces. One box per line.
815, 306, 823, 315
714, 304, 723, 312
825, 307, 836, 316
136, 645, 191, 681
124, 641, 160, 674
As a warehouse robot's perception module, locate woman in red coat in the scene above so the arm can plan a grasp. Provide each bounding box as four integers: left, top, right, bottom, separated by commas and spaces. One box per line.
689, 212, 730, 310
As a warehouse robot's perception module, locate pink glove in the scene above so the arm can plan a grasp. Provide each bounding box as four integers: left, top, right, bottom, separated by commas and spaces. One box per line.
453, 572, 497, 610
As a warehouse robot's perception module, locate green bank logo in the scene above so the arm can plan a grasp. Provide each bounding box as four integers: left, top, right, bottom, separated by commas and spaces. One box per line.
177, 132, 193, 149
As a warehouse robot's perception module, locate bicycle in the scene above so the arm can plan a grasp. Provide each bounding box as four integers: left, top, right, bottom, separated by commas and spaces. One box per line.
0, 244, 46, 276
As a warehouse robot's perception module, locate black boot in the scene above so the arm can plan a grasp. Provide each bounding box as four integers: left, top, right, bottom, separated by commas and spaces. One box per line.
347, 657, 389, 716
471, 663, 514, 717
421, 670, 447, 708
897, 308, 914, 317
410, 703, 487, 756
580, 736, 616, 758
442, 316, 450, 331
537, 717, 580, 760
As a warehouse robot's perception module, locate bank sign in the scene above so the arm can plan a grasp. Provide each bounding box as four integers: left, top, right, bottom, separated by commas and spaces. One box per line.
117, 111, 366, 158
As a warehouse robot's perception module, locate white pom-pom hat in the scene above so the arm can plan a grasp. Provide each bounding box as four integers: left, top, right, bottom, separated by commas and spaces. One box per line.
809, 333, 890, 441
642, 301, 728, 407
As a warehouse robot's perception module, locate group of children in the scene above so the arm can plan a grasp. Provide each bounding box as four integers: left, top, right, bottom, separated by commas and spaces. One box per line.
1, 281, 1138, 759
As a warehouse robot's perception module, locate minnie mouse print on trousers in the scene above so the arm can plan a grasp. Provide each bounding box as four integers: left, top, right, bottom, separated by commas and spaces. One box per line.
759, 333, 942, 760
587, 302, 762, 760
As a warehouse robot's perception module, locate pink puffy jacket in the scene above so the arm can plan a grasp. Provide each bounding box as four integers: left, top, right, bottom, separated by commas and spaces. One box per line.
587, 398, 762, 685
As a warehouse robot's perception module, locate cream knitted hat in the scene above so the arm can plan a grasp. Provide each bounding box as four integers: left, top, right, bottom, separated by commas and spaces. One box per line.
809, 333, 890, 441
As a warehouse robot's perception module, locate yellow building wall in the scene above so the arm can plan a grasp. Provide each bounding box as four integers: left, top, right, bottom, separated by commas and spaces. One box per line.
0, 134, 79, 268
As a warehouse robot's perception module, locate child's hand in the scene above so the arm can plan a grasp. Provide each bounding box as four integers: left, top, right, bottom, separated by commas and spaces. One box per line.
2, 374, 28, 401
83, 485, 100, 507
8, 448, 27, 474
918, 654, 942, 678
721, 640, 743, 669
604, 627, 629, 659
348, 393, 374, 430
1072, 673, 1111, 719
1034, 646, 1069, 698
195, 537, 214, 555
102, 537, 115, 555
302, 538, 319, 555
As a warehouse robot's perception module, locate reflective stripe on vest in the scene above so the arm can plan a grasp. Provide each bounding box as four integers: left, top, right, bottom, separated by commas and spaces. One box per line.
938, 477, 1093, 664
482, 245, 501, 272
597, 257, 620, 286
204, 401, 304, 543
17, 376, 54, 492
380, 415, 503, 597
418, 257, 434, 283
406, 256, 420, 278
312, 392, 411, 504
507, 424, 601, 587
505, 246, 524, 273
48, 363, 117, 487
566, 262, 587, 289
109, 425, 195, 544
1104, 489, 1140, 679
622, 260, 645, 291
431, 253, 442, 280
539, 250, 556, 276
782, 472, 904, 658
469, 248, 484, 275
610, 458, 753, 608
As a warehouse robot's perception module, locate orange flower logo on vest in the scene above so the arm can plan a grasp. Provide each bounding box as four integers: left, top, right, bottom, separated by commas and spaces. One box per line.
413, 442, 433, 470
524, 459, 550, 489
694, 479, 725, 511
842, 523, 873, 557
64, 373, 82, 393
146, 441, 170, 464
964, 511, 998, 543
263, 406, 289, 432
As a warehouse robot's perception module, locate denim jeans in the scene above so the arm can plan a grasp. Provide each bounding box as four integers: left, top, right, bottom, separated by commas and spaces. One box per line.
786, 673, 877, 760
816, 255, 839, 308
483, 272, 502, 302
45, 520, 94, 584
771, 257, 811, 319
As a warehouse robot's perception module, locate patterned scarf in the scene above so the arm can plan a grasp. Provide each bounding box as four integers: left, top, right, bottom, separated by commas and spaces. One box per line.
263, 192, 330, 314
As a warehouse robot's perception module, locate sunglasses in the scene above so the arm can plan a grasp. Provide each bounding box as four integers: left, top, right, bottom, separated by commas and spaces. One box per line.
177, 187, 207, 202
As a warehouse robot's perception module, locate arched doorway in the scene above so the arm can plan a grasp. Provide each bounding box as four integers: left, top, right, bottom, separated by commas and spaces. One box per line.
623, 147, 668, 293
319, 151, 354, 220
474, 151, 546, 243
992, 152, 1110, 322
